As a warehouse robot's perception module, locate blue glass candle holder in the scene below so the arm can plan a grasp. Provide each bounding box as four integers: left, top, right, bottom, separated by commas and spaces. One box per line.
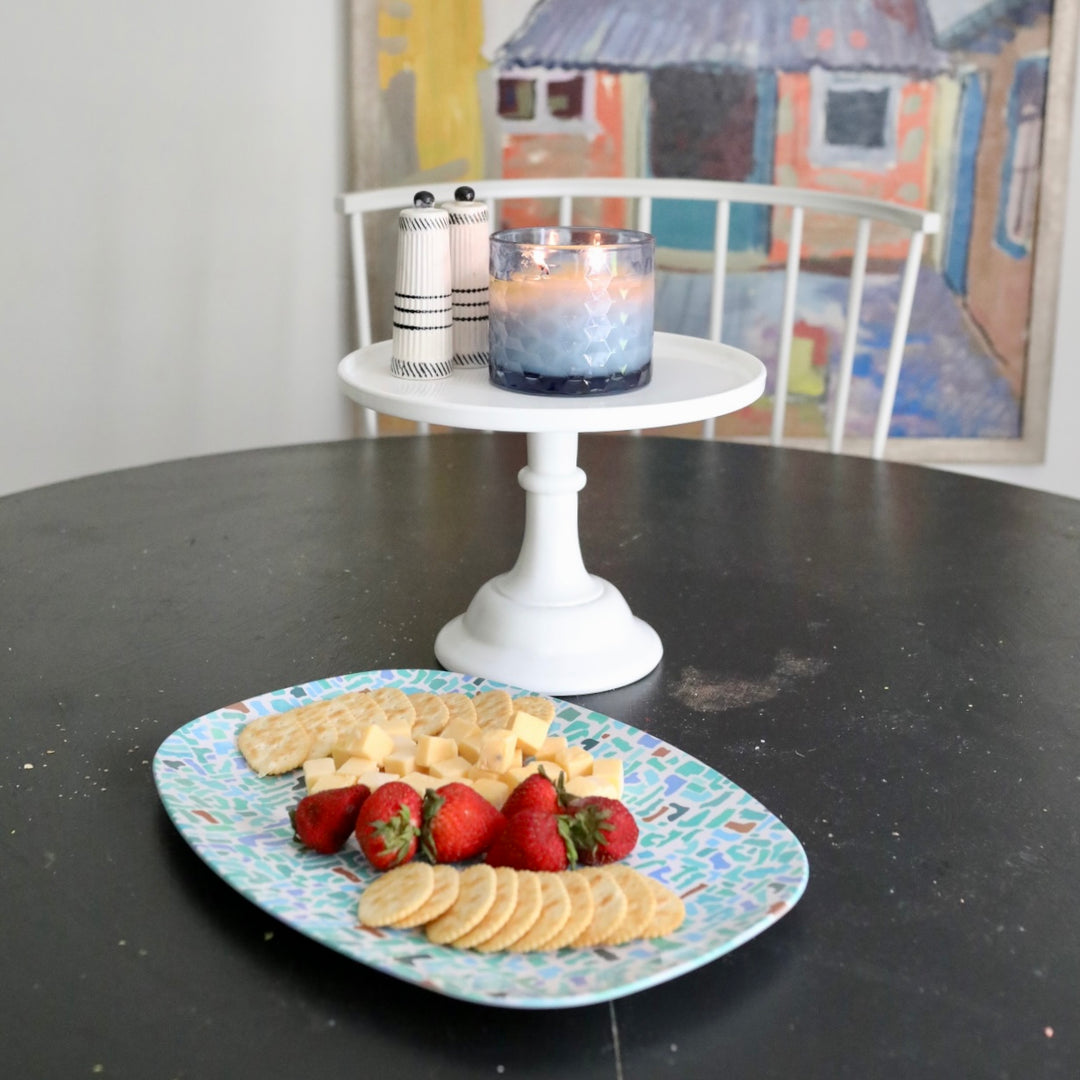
488, 226, 655, 395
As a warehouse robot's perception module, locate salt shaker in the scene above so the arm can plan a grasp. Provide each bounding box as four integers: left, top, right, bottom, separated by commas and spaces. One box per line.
391, 191, 453, 379
441, 185, 490, 368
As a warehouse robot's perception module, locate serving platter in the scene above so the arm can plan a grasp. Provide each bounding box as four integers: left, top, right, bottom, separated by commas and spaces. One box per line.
153, 669, 808, 1009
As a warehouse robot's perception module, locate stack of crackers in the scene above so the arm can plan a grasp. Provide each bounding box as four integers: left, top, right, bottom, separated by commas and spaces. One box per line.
359, 862, 685, 951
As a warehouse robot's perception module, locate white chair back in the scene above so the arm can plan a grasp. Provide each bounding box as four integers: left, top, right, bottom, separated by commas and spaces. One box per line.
339, 178, 940, 458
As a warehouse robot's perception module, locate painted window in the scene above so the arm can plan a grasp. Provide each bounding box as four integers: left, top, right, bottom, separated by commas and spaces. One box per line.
809, 68, 902, 170
997, 56, 1048, 258
497, 68, 593, 132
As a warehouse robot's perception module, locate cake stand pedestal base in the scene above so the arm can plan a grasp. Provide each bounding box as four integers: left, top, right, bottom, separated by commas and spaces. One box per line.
433, 430, 662, 695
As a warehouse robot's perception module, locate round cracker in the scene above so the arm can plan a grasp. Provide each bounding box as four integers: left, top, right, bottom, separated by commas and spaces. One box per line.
568, 867, 628, 948
368, 686, 416, 729
297, 700, 341, 759
391, 864, 461, 928
641, 876, 686, 938
512, 695, 556, 724
475, 871, 543, 953
440, 692, 477, 727
410, 692, 450, 737
542, 871, 597, 951
507, 872, 571, 952
236, 711, 314, 776
598, 864, 657, 946
358, 862, 434, 927
424, 864, 498, 944
450, 867, 519, 949
473, 689, 513, 731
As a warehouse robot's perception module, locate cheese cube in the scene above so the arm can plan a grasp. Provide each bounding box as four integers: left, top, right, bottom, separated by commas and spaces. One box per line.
373, 712, 413, 738
457, 729, 486, 765
473, 777, 511, 810
335, 723, 394, 766
303, 757, 336, 791
442, 715, 482, 744
337, 755, 378, 777
308, 773, 359, 794
357, 770, 393, 791
465, 766, 504, 783
478, 730, 518, 773
382, 748, 417, 776
398, 771, 441, 794
560, 746, 594, 779
564, 775, 618, 800
415, 734, 458, 770
536, 736, 569, 762
427, 755, 471, 780
591, 757, 624, 798
509, 710, 552, 757
505, 762, 545, 788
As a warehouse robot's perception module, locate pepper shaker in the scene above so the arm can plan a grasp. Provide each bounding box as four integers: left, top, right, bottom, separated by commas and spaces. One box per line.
391, 191, 453, 379
441, 185, 490, 368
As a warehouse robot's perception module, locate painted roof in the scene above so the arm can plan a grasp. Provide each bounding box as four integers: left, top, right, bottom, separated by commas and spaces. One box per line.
497, 0, 950, 74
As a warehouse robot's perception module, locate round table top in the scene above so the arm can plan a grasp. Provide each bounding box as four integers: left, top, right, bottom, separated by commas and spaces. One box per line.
3, 434, 1078, 1079
337, 332, 765, 432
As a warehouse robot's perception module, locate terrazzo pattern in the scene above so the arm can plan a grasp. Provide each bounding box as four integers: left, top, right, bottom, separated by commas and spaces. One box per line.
153, 669, 809, 1009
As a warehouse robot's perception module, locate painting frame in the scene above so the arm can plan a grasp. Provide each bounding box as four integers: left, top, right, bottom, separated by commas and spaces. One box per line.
346, 0, 1079, 464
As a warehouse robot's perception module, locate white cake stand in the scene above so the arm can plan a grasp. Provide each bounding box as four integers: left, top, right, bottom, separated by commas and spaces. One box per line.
337, 332, 765, 695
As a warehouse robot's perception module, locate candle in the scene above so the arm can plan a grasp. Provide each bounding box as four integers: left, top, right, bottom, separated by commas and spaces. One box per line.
489, 226, 655, 395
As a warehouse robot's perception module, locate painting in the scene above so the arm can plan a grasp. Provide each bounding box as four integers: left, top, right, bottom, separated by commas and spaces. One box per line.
347, 0, 1078, 461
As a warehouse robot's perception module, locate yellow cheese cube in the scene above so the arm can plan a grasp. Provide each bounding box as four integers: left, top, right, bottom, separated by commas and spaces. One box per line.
505, 762, 545, 788
382, 748, 417, 776
457, 730, 486, 765
398, 771, 441, 794
564, 775, 618, 800
302, 757, 336, 791
335, 723, 394, 766
560, 746, 594, 779
465, 765, 504, 783
442, 715, 482, 744
591, 757, 624, 798
373, 713, 413, 738
535, 761, 568, 787
473, 776, 511, 810
415, 734, 458, 769
357, 770, 393, 790
337, 755, 378, 777
536, 736, 569, 762
478, 729, 518, 773
509, 710, 552, 757
308, 773, 359, 794
427, 755, 472, 780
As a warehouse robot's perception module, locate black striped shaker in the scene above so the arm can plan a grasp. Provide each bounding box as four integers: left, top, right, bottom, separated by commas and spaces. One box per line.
442, 185, 490, 369
391, 191, 453, 379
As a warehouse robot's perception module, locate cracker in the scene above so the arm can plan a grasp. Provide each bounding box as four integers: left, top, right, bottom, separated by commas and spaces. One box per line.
450, 866, 519, 949
568, 867, 628, 948
369, 687, 416, 730
473, 689, 514, 731
391, 864, 461, 929
542, 871, 597, 951
507, 872, 571, 952
332, 692, 388, 749
410, 692, 450, 737
424, 864, 498, 944
513, 695, 556, 724
297, 700, 341, 759
358, 862, 434, 927
598, 865, 657, 946
475, 871, 542, 953
641, 876, 686, 938
440, 692, 477, 727
237, 711, 314, 776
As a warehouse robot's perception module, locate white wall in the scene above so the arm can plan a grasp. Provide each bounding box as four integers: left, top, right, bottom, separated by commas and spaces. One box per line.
0, 2, 353, 497
0, 6, 1076, 500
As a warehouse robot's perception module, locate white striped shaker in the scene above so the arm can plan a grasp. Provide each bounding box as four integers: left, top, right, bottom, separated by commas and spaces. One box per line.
391, 191, 453, 379
442, 185, 490, 368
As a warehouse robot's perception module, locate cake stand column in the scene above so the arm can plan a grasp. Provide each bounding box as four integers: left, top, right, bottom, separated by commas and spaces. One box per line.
434, 429, 663, 695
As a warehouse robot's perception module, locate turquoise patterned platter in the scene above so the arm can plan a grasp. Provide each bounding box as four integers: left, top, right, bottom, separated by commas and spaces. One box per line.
153, 669, 809, 1009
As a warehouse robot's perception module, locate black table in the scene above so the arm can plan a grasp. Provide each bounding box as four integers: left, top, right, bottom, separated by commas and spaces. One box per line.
3, 434, 1078, 1079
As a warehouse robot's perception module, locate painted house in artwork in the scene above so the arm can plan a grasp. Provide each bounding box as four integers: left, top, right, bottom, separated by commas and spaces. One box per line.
494, 0, 949, 263
927, 0, 1051, 396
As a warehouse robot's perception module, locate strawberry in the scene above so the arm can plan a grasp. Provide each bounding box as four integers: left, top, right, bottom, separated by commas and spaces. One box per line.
500, 766, 568, 819
568, 796, 639, 865
484, 808, 577, 872
354, 781, 422, 871
421, 782, 506, 863
289, 784, 370, 855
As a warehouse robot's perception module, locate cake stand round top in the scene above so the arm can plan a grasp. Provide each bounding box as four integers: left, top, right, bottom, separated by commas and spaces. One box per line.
337, 332, 765, 434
